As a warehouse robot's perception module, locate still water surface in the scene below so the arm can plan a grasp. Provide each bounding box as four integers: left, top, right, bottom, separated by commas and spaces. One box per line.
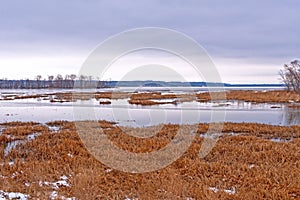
0, 87, 298, 127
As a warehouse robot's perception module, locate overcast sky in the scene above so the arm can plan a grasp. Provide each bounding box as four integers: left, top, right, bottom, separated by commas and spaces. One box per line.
0, 0, 299, 83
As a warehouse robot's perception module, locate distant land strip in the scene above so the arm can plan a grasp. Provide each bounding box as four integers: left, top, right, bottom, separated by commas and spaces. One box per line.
0, 79, 284, 89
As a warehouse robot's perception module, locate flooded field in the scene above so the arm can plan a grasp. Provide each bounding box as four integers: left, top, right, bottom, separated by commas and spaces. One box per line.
0, 88, 299, 127
0, 121, 299, 199
0, 87, 300, 199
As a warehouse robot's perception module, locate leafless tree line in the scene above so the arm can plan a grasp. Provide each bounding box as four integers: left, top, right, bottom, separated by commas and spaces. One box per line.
280, 60, 300, 93
0, 74, 110, 89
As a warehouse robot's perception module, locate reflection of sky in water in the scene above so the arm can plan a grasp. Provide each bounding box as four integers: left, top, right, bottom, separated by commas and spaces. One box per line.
0, 87, 284, 96
1, 95, 299, 127
4, 133, 41, 156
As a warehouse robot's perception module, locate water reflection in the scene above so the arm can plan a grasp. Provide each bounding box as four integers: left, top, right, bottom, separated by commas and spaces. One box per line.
4, 133, 41, 156
1, 96, 300, 127
282, 106, 300, 125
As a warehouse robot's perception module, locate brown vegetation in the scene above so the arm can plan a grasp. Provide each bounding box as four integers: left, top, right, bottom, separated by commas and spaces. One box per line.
0, 121, 299, 199
128, 90, 300, 105
2, 90, 300, 105
197, 90, 300, 103
130, 92, 178, 100
128, 92, 196, 105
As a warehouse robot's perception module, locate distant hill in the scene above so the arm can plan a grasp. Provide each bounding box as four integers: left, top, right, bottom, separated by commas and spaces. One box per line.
0, 79, 284, 89
108, 81, 284, 88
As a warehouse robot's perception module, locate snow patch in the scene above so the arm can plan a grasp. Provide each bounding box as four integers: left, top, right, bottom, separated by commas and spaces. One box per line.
44, 180, 71, 189
249, 164, 255, 169
11, 172, 18, 178
269, 138, 293, 143
41, 175, 71, 189
0, 190, 29, 200
48, 125, 60, 132
4, 132, 41, 157
124, 197, 138, 200
42, 176, 74, 200
67, 153, 74, 158
209, 187, 236, 195
49, 191, 58, 200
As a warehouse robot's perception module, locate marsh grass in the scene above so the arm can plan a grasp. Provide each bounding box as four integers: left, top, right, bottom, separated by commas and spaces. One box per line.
196, 90, 300, 103
2, 90, 300, 106
0, 121, 299, 199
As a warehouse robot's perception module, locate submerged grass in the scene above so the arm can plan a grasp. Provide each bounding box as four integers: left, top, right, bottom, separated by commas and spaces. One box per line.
0, 121, 299, 199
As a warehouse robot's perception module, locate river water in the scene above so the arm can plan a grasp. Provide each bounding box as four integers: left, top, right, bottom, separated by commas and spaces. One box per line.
1, 87, 298, 127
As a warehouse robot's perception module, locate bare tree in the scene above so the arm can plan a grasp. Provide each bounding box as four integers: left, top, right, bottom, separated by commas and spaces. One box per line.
280, 60, 300, 93
36, 75, 42, 89
65, 75, 71, 88
25, 79, 30, 89
88, 75, 93, 88
55, 74, 64, 88
48, 75, 54, 88
79, 75, 87, 88
70, 74, 77, 88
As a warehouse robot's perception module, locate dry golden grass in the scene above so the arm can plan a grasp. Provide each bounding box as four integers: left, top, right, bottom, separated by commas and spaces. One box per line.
2, 125, 48, 137
197, 90, 300, 103
126, 90, 300, 105
130, 92, 178, 100
2, 90, 300, 105
128, 92, 196, 105
0, 121, 299, 199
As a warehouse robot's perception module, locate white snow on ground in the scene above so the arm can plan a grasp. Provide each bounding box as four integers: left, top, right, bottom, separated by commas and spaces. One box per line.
49, 191, 58, 200
67, 153, 74, 158
42, 175, 71, 189
0, 190, 29, 200
269, 138, 293, 143
61, 197, 76, 200
4, 132, 42, 157
249, 164, 255, 169
8, 161, 14, 166
49, 191, 76, 200
209, 187, 237, 195
224, 188, 237, 195
209, 187, 219, 193
39, 176, 76, 200
48, 125, 61, 132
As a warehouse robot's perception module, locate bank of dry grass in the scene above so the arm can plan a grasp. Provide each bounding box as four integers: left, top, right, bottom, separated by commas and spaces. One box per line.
197, 90, 300, 103
2, 90, 300, 105
0, 121, 299, 199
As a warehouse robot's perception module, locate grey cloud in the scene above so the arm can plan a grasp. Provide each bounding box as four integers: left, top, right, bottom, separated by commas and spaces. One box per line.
0, 0, 299, 82
1, 0, 299, 59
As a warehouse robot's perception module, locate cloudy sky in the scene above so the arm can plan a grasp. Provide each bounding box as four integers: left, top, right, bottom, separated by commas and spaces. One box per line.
0, 0, 299, 83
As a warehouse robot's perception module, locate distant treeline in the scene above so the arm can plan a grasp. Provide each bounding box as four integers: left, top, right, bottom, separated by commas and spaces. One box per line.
0, 74, 284, 89
0, 75, 111, 89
